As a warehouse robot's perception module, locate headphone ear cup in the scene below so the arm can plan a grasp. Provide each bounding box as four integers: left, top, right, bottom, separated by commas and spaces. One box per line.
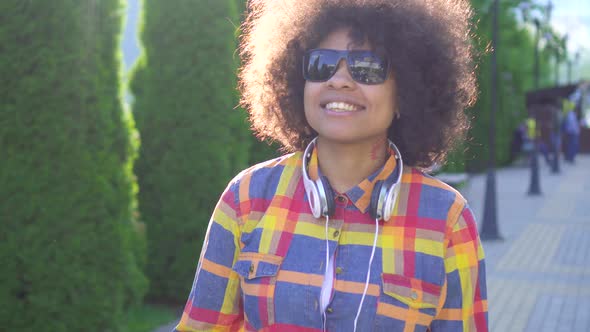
382, 182, 399, 221
370, 180, 384, 220
303, 178, 321, 218
319, 176, 335, 217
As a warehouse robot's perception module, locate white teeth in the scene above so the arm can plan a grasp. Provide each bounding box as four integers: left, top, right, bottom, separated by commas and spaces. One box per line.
325, 102, 361, 112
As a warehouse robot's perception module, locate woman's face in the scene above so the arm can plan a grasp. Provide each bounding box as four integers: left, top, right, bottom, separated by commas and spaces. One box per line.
303, 28, 397, 145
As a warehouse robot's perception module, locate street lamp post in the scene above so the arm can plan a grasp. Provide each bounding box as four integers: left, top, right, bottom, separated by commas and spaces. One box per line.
528, 17, 542, 195
551, 102, 562, 174
520, 0, 556, 188
550, 34, 567, 174
555, 34, 567, 86
520, 0, 554, 195
554, 50, 560, 86
568, 59, 572, 84
481, 0, 502, 240
569, 51, 581, 84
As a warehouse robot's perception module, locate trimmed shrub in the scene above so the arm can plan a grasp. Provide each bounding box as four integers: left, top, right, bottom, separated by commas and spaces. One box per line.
0, 1, 147, 331
130, 0, 250, 303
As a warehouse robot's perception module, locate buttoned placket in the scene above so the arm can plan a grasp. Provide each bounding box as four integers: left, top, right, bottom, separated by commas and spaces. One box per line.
321, 194, 346, 328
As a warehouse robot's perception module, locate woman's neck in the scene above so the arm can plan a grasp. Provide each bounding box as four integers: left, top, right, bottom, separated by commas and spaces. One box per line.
316, 136, 389, 194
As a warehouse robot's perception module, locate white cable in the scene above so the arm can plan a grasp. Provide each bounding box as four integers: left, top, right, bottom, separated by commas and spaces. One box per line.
321, 215, 330, 332
353, 218, 379, 332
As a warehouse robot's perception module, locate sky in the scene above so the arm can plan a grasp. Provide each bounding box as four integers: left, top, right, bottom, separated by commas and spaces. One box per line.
549, 0, 590, 82
551, 0, 590, 55
121, 0, 141, 72
120, 0, 589, 64
120, 0, 589, 80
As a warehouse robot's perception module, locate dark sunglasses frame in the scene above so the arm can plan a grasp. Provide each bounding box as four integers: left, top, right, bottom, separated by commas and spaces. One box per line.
302, 48, 390, 85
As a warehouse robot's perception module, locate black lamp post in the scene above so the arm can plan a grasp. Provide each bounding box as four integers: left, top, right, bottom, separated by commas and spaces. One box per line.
481, 0, 502, 241
569, 51, 581, 84
551, 102, 562, 174
568, 59, 573, 84
552, 34, 566, 87
528, 16, 542, 195
520, 0, 553, 196
554, 51, 560, 86
550, 34, 567, 174
552, 41, 560, 86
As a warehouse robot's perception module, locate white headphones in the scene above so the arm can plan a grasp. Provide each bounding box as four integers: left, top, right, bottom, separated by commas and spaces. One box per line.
301, 137, 403, 221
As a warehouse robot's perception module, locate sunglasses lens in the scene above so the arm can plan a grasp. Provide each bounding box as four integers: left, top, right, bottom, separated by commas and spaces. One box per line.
348, 52, 388, 84
303, 49, 388, 84
304, 50, 339, 82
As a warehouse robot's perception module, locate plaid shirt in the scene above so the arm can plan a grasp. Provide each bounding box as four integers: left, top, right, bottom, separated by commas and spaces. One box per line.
176, 148, 488, 331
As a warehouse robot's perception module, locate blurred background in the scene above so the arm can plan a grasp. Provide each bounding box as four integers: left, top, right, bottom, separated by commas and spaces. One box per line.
1, 0, 589, 331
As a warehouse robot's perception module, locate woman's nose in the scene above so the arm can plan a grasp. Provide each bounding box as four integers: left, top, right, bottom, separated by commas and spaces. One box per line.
326, 59, 355, 89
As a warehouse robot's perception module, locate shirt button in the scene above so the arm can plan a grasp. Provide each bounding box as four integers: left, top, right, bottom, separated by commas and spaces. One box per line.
336, 195, 347, 204
333, 230, 340, 238
326, 307, 334, 313
410, 291, 418, 300
335, 267, 343, 274
249, 264, 254, 273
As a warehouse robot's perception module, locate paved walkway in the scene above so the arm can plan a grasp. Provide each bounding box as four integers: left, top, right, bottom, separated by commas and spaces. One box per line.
460, 153, 590, 332
155, 154, 590, 332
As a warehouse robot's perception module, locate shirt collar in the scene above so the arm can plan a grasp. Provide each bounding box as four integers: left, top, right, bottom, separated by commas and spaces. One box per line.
307, 144, 399, 214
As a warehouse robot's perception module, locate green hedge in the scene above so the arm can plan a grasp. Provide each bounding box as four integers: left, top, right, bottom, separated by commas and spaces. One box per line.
130, 0, 250, 303
0, 1, 147, 331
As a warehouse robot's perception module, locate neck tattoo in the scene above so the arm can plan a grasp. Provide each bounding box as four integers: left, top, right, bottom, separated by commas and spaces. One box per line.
370, 137, 387, 161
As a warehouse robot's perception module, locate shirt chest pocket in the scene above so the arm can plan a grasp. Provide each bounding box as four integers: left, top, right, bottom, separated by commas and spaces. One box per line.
233, 252, 283, 330
375, 273, 442, 331
381, 273, 442, 309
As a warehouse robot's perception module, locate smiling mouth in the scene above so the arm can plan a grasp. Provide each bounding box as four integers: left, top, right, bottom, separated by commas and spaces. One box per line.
322, 102, 365, 113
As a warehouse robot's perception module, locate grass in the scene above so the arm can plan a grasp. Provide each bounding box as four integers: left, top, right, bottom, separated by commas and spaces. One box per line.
123, 303, 179, 332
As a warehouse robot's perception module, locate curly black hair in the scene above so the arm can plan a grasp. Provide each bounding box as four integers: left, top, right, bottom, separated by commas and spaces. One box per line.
239, 0, 478, 168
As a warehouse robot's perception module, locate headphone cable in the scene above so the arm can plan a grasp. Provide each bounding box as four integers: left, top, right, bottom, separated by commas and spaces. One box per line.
353, 217, 379, 332
321, 215, 330, 332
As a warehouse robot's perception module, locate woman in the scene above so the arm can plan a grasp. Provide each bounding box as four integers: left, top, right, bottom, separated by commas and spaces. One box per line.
176, 1, 487, 331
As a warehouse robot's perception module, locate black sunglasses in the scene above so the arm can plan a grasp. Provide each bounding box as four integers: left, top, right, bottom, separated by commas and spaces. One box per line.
303, 49, 389, 85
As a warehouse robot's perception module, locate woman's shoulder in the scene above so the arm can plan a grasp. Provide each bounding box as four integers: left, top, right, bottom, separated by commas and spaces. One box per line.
403, 166, 466, 196
226, 152, 303, 200
234, 152, 301, 182
402, 166, 469, 218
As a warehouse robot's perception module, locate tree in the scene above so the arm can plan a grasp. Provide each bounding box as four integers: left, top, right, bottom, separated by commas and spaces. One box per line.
232, 0, 281, 165
130, 0, 250, 303
444, 0, 554, 172
0, 1, 147, 330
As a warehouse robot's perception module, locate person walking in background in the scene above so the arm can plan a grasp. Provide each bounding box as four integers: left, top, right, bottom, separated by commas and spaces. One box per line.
518, 117, 536, 165
538, 106, 558, 168
550, 103, 563, 168
562, 99, 580, 163
510, 121, 532, 164
175, 1, 488, 331
509, 124, 524, 164
525, 116, 537, 150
